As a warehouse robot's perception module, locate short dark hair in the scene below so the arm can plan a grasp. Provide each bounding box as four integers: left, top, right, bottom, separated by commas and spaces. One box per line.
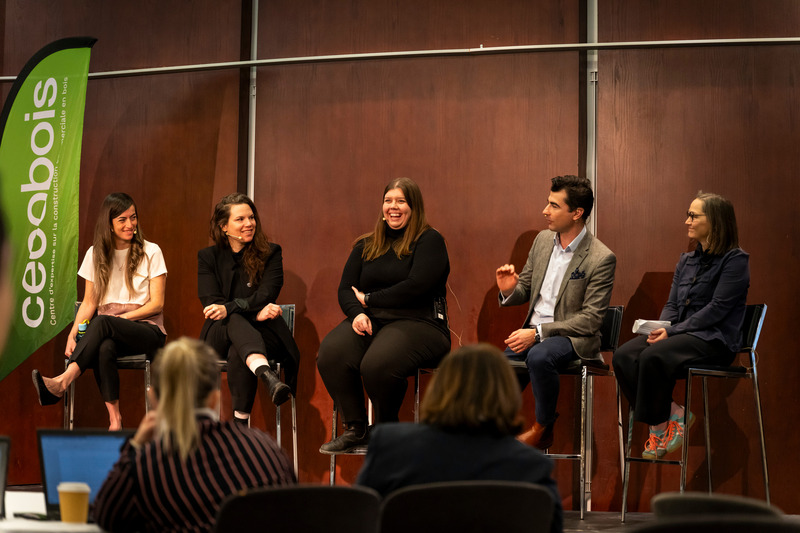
696, 192, 739, 255
551, 175, 594, 220
420, 343, 524, 437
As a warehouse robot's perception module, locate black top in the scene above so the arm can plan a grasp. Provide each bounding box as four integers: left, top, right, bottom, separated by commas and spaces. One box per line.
337, 226, 450, 334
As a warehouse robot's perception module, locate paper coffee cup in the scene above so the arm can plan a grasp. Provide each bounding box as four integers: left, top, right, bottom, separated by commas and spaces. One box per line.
57, 482, 91, 523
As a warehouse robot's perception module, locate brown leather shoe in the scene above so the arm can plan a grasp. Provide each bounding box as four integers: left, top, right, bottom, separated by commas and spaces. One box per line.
517, 414, 558, 450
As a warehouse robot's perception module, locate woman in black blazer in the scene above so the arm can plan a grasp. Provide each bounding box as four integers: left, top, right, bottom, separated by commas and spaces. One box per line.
198, 193, 300, 425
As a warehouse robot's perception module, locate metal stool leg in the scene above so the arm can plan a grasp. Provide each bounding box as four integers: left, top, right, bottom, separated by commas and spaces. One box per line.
329, 405, 338, 485
702, 376, 712, 493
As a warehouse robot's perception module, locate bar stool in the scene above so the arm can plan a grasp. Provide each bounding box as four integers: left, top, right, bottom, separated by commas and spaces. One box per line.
216, 303, 298, 477
327, 366, 435, 485
509, 305, 624, 519
619, 303, 769, 521
64, 303, 151, 430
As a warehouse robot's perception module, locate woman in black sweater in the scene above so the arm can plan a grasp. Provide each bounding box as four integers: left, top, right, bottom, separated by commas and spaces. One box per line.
317, 178, 451, 453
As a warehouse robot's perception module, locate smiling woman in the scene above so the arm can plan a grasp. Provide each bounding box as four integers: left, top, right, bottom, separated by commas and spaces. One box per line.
197, 193, 300, 426
317, 177, 452, 453
31, 192, 168, 430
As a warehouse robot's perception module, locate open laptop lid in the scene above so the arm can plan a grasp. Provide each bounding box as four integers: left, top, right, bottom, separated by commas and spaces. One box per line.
37, 429, 133, 520
0, 436, 9, 519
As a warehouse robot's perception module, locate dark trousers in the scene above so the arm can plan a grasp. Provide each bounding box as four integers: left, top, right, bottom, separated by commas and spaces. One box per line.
317, 319, 450, 424
505, 336, 577, 427
202, 313, 286, 414
69, 315, 166, 402
612, 333, 734, 425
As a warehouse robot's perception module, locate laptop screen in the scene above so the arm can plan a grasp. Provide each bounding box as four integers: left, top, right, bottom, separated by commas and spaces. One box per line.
37, 429, 133, 517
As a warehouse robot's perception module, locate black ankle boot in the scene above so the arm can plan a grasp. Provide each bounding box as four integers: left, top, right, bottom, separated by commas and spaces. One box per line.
259, 368, 291, 406
319, 423, 369, 454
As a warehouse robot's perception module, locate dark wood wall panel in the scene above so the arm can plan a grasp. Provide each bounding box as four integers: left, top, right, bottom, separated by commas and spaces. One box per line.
0, 0, 242, 483
597, 1, 800, 513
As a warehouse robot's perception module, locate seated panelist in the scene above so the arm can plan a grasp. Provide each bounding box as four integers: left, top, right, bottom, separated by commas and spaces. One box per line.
33, 192, 167, 430
613, 192, 749, 459
198, 193, 300, 426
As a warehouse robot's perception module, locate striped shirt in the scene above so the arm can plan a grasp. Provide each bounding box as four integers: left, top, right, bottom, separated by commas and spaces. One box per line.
95, 416, 295, 532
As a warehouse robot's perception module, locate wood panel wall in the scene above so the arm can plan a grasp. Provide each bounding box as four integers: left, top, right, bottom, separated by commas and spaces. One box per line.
597, 1, 800, 513
1, 0, 798, 515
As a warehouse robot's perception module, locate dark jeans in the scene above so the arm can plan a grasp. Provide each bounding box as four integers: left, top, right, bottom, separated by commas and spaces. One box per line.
69, 315, 166, 402
505, 335, 577, 427
317, 319, 450, 424
612, 333, 734, 425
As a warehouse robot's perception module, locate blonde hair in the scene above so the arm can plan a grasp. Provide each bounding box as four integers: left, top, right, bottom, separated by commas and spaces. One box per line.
421, 343, 524, 436
152, 338, 219, 459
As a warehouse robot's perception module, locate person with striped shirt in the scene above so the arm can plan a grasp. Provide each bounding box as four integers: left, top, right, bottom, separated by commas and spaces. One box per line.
94, 337, 295, 532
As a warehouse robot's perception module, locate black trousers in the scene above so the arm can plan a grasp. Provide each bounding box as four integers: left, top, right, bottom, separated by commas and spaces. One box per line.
69, 315, 166, 403
612, 333, 734, 425
202, 313, 287, 414
317, 319, 450, 424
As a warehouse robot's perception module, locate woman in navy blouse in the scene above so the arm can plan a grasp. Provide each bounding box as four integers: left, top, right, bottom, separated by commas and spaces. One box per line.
613, 192, 749, 459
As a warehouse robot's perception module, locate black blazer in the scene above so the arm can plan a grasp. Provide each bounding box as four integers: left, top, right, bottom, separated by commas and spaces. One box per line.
197, 243, 300, 390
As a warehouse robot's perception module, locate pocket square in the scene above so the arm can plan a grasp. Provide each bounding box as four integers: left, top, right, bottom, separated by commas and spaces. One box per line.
569, 267, 586, 280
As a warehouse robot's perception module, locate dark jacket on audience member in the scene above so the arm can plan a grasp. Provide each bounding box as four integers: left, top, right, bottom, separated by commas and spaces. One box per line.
356, 422, 563, 533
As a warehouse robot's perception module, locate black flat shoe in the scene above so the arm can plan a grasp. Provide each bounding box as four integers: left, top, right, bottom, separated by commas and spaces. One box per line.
319, 427, 370, 454
32, 370, 63, 406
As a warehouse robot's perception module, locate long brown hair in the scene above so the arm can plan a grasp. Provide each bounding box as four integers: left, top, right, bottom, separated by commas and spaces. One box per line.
421, 343, 524, 437
209, 193, 271, 286
152, 338, 219, 459
92, 193, 146, 302
360, 177, 431, 261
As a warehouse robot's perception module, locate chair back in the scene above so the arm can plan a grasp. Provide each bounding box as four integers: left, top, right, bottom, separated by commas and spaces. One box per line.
379, 480, 554, 533
214, 484, 380, 533
741, 303, 767, 355
652, 491, 782, 518
599, 305, 625, 352
630, 515, 800, 533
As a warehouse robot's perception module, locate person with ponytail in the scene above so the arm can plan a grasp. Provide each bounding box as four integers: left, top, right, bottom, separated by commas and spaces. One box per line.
198, 193, 300, 426
95, 337, 295, 532
32, 193, 167, 430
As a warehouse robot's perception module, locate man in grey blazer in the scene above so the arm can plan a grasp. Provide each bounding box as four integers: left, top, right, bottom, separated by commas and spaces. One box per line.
497, 175, 616, 449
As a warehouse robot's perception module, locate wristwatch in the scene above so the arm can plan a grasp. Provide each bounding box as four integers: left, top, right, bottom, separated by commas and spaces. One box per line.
364, 293, 370, 306
534, 328, 541, 344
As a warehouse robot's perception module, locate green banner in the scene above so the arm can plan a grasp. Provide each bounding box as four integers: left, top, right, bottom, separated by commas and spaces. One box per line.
0, 37, 96, 381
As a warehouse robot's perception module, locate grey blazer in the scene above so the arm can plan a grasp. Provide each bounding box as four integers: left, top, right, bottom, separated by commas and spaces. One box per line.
501, 229, 616, 360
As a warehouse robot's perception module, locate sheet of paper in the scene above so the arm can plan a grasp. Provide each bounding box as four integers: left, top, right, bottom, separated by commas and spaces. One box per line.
632, 319, 671, 335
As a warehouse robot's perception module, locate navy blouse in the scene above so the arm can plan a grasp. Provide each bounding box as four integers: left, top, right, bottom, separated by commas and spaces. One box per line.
660, 244, 750, 352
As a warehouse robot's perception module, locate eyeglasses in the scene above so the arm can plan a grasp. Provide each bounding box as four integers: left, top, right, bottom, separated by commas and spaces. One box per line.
686, 211, 706, 221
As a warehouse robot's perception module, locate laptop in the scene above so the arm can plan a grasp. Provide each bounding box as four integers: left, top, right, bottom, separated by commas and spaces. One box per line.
0, 436, 9, 519
37, 429, 133, 521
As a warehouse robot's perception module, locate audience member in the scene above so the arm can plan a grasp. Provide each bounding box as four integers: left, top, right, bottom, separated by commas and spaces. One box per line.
95, 337, 295, 532
357, 343, 562, 532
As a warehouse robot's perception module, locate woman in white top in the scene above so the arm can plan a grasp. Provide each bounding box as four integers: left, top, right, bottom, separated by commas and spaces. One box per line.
32, 193, 167, 430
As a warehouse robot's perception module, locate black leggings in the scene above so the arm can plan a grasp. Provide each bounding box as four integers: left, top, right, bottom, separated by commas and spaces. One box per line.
317, 319, 450, 424
202, 313, 286, 413
612, 333, 734, 425
69, 315, 166, 402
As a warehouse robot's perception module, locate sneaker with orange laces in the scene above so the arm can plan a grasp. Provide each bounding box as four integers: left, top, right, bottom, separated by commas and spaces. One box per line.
641, 428, 667, 459
663, 411, 696, 454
